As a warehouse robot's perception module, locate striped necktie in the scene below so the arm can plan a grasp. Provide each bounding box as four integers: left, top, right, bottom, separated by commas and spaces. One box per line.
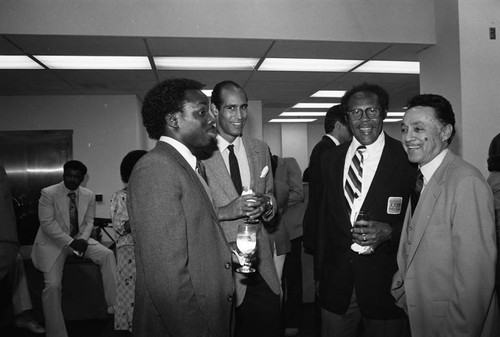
196, 160, 208, 183
344, 145, 366, 216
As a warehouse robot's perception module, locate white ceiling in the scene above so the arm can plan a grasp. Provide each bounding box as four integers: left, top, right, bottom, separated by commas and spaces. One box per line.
0, 35, 428, 124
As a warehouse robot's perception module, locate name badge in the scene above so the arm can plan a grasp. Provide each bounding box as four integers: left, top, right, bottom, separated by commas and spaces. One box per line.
387, 197, 402, 214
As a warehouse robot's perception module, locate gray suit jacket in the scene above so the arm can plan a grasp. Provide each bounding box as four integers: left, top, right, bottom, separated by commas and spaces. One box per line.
202, 135, 281, 307
128, 141, 234, 337
392, 150, 499, 337
32, 181, 95, 272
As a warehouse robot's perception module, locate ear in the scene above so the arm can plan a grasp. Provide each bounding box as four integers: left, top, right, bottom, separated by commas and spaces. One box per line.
165, 113, 179, 128
440, 124, 453, 142
210, 103, 219, 117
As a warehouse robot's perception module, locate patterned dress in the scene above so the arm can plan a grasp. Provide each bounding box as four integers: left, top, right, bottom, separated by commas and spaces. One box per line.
110, 189, 135, 332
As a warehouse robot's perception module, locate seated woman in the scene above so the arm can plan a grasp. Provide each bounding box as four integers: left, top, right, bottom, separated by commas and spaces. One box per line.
110, 150, 147, 332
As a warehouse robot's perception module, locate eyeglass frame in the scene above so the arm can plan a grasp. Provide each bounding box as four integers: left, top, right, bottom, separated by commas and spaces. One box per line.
345, 106, 383, 120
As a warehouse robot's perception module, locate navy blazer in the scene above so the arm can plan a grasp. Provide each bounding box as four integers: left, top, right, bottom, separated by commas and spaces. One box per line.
317, 133, 416, 319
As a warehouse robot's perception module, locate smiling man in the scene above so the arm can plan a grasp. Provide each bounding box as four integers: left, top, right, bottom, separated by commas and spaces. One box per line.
202, 80, 281, 337
315, 83, 416, 337
392, 94, 498, 337
127, 78, 234, 337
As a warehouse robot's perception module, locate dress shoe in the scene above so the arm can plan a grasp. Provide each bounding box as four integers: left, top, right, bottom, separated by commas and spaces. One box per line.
15, 318, 46, 334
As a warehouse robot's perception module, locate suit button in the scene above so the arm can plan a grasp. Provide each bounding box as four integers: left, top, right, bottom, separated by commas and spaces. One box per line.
227, 295, 233, 302
407, 240, 411, 245
225, 262, 231, 269
408, 226, 412, 231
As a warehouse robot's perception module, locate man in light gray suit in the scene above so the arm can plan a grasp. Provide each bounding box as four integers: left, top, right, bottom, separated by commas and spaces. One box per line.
127, 78, 234, 337
392, 94, 498, 336
32, 160, 117, 337
202, 81, 281, 337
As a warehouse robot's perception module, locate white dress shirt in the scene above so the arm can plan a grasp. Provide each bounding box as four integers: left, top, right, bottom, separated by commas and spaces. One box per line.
216, 135, 251, 191
343, 132, 385, 225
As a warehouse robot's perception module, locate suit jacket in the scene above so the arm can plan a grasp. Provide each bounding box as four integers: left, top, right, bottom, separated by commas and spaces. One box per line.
275, 157, 305, 240
128, 141, 234, 337
317, 133, 416, 319
32, 181, 95, 272
392, 150, 499, 337
303, 135, 337, 254
0, 165, 19, 280
202, 135, 281, 307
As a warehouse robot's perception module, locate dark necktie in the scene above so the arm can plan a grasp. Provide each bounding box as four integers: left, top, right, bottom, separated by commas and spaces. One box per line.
68, 192, 79, 237
344, 145, 366, 216
411, 170, 424, 215
227, 144, 243, 195
196, 160, 208, 183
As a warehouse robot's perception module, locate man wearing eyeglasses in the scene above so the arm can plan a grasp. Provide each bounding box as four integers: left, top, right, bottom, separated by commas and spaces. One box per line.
315, 83, 416, 337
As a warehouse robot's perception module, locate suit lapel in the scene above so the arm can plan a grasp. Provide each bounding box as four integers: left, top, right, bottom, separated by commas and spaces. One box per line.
362, 134, 399, 211
204, 149, 239, 200
242, 136, 263, 193
405, 151, 453, 269
332, 144, 351, 228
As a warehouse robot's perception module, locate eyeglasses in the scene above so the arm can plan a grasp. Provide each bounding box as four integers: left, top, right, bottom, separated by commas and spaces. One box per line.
346, 107, 382, 120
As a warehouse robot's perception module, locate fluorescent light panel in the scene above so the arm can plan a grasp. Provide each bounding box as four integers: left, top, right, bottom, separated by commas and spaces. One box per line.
387, 112, 405, 117
269, 119, 317, 123
259, 58, 362, 72
154, 57, 259, 70
34, 55, 151, 70
384, 118, 402, 123
280, 112, 326, 117
293, 103, 337, 109
311, 90, 346, 98
202, 89, 212, 97
354, 60, 419, 74
0, 55, 43, 69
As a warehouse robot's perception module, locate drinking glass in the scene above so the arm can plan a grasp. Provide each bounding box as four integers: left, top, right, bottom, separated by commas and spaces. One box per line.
242, 186, 259, 224
351, 210, 374, 255
235, 223, 257, 273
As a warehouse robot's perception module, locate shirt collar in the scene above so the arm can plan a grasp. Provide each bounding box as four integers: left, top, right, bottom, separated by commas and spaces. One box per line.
419, 148, 448, 186
159, 136, 197, 171
325, 134, 340, 146
349, 131, 385, 156
216, 134, 242, 152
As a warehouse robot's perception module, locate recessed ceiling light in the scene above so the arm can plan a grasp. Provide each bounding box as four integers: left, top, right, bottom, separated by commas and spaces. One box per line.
353, 61, 419, 74
0, 55, 43, 69
34, 56, 151, 70
269, 119, 317, 123
154, 57, 259, 70
280, 112, 326, 117
311, 90, 346, 98
259, 58, 362, 72
201, 89, 212, 97
387, 112, 405, 117
293, 103, 337, 109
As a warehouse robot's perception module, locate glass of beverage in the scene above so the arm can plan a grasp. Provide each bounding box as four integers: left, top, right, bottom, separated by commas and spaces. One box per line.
242, 186, 259, 224
351, 210, 374, 255
236, 223, 258, 273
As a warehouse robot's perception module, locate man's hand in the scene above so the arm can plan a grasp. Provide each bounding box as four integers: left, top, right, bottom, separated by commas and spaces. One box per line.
217, 194, 269, 221
351, 220, 392, 250
69, 239, 88, 257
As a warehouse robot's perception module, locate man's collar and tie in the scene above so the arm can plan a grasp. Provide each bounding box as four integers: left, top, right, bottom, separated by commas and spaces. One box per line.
227, 144, 243, 195
344, 145, 366, 217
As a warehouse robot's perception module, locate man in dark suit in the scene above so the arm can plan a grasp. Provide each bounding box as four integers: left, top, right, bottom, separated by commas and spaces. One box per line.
127, 78, 234, 337
32, 160, 117, 337
392, 94, 498, 336
0, 165, 19, 318
316, 83, 416, 337
303, 104, 352, 266
202, 81, 281, 337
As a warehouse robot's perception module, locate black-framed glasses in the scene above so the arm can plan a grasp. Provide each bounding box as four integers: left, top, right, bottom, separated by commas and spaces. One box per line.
346, 107, 381, 120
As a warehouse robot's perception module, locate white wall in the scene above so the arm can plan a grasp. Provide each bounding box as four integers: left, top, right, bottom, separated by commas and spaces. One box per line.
0, 0, 435, 44
0, 95, 145, 217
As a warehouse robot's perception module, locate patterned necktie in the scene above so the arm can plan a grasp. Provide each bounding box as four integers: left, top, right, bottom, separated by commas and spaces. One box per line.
344, 145, 366, 216
411, 170, 423, 215
227, 144, 243, 195
196, 160, 208, 183
68, 192, 79, 237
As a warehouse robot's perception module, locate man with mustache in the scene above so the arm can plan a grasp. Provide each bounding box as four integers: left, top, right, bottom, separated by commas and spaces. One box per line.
127, 78, 234, 337
316, 83, 416, 336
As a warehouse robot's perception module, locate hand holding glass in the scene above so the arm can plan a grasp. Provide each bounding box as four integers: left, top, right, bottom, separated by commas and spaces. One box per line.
350, 211, 374, 255
236, 224, 257, 273
241, 186, 259, 224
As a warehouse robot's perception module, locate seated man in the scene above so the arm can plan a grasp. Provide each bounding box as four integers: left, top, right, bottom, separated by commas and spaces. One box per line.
31, 160, 117, 337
